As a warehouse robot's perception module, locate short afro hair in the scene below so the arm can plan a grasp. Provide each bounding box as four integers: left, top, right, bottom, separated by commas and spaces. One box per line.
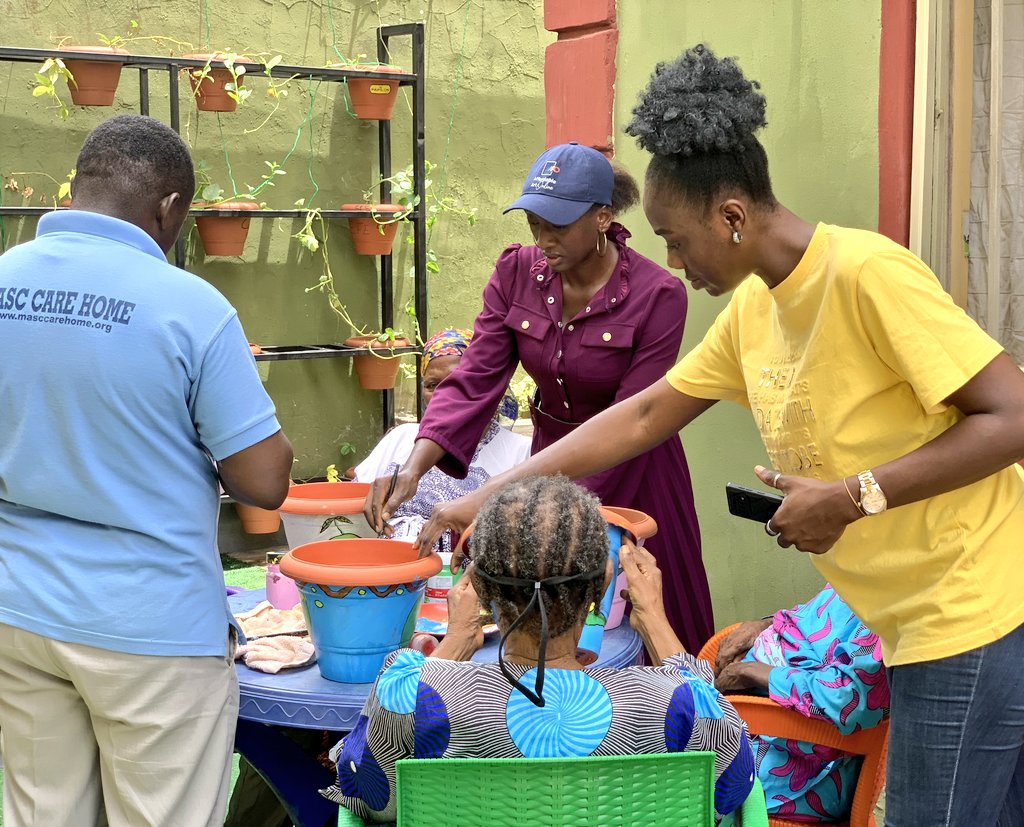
625, 44, 776, 209
74, 114, 195, 204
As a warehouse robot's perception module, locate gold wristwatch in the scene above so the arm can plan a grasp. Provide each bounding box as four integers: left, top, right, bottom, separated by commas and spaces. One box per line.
857, 470, 887, 515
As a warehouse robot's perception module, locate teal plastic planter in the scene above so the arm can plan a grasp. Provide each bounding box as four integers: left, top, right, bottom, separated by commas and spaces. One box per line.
280, 538, 442, 683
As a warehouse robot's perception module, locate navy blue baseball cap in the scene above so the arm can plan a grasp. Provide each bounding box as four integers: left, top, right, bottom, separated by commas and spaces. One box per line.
504, 142, 614, 226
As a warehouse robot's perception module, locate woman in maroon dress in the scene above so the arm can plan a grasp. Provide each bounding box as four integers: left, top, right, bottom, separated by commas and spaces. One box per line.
366, 142, 713, 652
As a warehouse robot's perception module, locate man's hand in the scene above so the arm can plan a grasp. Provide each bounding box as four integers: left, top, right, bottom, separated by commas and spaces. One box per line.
715, 661, 773, 693
714, 619, 772, 675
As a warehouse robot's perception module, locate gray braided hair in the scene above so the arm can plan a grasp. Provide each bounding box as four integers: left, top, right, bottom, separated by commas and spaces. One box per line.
471, 476, 609, 638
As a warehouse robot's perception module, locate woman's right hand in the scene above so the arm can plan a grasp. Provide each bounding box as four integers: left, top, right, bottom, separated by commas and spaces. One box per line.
364, 468, 422, 535
714, 619, 772, 675
414, 489, 488, 556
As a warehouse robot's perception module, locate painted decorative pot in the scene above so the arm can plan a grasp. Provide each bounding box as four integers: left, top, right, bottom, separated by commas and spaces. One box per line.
600, 506, 658, 631
575, 506, 659, 665
280, 539, 441, 682
278, 481, 375, 549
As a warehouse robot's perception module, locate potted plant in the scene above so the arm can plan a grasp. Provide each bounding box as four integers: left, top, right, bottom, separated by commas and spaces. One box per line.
190, 160, 284, 257
56, 36, 129, 106
182, 52, 249, 112
344, 328, 411, 390
193, 197, 259, 256
341, 202, 405, 256
342, 63, 403, 120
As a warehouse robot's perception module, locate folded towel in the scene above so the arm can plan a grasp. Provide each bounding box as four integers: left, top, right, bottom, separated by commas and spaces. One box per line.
235, 635, 316, 674
234, 600, 307, 639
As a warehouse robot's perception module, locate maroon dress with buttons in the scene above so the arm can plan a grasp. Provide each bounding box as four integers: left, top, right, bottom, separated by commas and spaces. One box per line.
418, 223, 714, 651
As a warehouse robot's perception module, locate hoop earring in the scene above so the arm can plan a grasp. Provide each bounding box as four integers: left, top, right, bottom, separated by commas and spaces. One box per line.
596, 232, 608, 256
732, 230, 742, 244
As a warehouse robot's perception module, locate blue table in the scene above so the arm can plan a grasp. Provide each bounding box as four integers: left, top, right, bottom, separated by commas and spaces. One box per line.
230, 589, 644, 826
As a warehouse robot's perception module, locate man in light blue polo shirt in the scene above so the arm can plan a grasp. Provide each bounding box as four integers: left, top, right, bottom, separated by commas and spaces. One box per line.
0, 115, 293, 826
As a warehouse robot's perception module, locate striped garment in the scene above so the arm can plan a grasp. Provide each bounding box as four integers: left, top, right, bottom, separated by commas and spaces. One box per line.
322, 649, 755, 823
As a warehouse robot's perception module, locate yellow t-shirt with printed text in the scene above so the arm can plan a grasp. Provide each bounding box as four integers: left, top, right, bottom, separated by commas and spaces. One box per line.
667, 223, 1024, 666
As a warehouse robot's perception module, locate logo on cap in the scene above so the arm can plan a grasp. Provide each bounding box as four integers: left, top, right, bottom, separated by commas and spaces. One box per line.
541, 160, 560, 175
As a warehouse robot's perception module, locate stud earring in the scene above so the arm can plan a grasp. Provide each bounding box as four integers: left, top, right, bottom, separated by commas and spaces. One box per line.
732, 230, 742, 244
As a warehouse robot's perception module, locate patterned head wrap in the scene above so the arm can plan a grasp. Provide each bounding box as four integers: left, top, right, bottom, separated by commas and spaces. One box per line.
421, 328, 519, 423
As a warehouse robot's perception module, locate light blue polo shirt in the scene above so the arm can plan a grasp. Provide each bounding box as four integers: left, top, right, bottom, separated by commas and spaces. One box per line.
0, 210, 281, 657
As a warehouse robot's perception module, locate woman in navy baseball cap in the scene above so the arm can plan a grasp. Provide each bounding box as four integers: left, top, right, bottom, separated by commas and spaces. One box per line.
366, 141, 714, 655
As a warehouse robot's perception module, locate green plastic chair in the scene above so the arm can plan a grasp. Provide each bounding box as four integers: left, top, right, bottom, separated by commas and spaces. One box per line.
336, 752, 768, 826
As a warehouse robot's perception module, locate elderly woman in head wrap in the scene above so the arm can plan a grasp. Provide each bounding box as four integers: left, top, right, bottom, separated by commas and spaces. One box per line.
353, 328, 529, 553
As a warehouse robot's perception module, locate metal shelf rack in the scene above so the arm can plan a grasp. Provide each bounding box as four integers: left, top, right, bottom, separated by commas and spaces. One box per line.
0, 22, 428, 429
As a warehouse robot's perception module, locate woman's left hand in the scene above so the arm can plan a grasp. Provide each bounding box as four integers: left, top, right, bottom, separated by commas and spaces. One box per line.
715, 661, 773, 693
755, 465, 863, 554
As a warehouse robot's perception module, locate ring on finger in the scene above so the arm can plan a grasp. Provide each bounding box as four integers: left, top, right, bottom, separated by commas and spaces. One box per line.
771, 471, 781, 487
764, 518, 781, 537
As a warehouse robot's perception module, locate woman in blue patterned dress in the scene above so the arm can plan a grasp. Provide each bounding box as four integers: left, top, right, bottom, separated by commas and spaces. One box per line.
322, 476, 754, 822
714, 586, 889, 821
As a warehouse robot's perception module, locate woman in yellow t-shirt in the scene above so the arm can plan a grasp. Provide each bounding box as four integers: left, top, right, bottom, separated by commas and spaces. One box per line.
415, 45, 1024, 825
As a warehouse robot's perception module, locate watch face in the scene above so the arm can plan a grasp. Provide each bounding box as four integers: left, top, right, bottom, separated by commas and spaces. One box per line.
861, 489, 887, 514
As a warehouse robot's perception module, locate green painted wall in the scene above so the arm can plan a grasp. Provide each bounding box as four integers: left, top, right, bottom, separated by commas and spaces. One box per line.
615, 1, 882, 623
0, 0, 550, 477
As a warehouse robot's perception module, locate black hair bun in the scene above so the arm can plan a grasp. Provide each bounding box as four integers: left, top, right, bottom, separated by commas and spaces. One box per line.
625, 44, 767, 157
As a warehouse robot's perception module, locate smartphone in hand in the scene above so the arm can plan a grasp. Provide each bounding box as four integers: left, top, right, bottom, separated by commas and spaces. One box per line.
725, 483, 783, 523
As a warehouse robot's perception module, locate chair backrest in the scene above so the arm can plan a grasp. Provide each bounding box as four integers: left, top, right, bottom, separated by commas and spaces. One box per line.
698, 626, 888, 827
395, 752, 717, 827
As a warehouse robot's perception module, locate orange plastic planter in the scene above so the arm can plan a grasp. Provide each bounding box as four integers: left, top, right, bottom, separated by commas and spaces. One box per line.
59, 46, 129, 106
346, 65, 403, 120
600, 506, 658, 541
281, 538, 440, 587
279, 481, 370, 516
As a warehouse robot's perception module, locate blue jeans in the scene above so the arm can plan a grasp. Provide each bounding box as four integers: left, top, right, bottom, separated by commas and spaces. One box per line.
886, 622, 1024, 826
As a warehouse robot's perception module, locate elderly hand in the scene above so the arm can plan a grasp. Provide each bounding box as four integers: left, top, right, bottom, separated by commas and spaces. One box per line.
755, 465, 862, 554
428, 564, 484, 660
619, 540, 666, 628
715, 661, 773, 693
414, 489, 486, 556
714, 619, 772, 675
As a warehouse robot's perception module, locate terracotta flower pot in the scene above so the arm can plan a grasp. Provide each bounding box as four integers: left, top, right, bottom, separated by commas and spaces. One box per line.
346, 65, 402, 120
341, 203, 402, 256
59, 45, 129, 106
234, 502, 282, 534
280, 538, 441, 682
193, 200, 259, 256
183, 53, 244, 112
344, 334, 411, 390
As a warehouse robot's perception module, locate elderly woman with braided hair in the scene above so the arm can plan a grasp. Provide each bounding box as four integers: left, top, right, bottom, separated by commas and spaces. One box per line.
322, 476, 754, 824
353, 328, 529, 554
414, 45, 1024, 825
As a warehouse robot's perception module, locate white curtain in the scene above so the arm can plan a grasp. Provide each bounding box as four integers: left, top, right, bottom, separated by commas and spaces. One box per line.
968, 0, 1024, 364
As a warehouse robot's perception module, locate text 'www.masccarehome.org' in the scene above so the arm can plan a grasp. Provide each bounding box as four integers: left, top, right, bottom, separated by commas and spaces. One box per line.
0, 311, 114, 333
